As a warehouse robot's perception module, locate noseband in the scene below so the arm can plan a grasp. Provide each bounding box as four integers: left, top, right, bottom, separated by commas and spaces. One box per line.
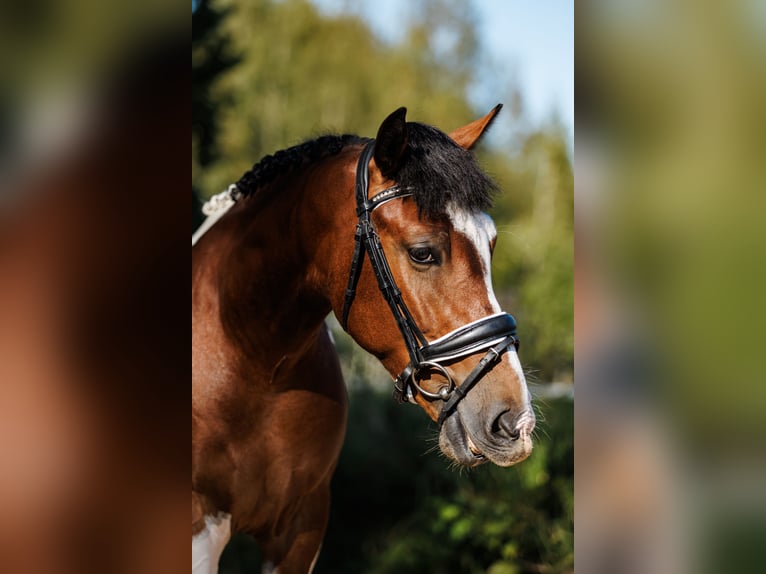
341, 141, 519, 425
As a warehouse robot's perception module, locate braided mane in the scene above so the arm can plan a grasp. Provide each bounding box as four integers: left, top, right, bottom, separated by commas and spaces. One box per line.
236, 135, 367, 197
234, 123, 496, 218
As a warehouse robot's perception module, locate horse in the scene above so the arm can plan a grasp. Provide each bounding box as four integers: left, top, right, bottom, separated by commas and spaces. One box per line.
191, 105, 536, 573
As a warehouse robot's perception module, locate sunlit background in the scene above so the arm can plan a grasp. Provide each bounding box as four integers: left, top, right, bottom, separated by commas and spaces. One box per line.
193, 1, 573, 572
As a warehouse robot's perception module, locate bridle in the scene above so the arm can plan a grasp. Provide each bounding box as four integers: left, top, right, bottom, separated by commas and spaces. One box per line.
341, 141, 520, 425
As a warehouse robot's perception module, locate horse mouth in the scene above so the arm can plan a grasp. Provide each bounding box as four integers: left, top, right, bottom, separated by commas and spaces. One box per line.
466, 435, 486, 460
439, 413, 490, 467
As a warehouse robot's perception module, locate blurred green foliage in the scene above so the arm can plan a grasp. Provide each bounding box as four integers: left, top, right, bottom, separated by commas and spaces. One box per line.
194, 0, 572, 571
578, 0, 766, 453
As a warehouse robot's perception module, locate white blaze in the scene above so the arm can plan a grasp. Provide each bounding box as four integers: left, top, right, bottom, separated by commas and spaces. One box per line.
447, 206, 530, 408
507, 346, 531, 409
447, 208, 501, 313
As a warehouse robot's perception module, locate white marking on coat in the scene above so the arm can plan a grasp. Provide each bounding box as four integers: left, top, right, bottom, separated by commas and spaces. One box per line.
447, 207, 501, 312
192, 513, 231, 574
507, 347, 531, 409
448, 206, 530, 403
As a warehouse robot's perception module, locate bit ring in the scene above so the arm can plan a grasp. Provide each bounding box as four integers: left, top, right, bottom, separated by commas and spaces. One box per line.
410, 361, 455, 401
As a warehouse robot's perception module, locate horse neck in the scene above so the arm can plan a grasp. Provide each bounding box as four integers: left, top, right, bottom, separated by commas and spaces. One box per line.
192, 151, 357, 374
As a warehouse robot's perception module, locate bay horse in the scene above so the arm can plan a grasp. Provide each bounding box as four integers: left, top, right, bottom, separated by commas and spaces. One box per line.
192, 106, 536, 573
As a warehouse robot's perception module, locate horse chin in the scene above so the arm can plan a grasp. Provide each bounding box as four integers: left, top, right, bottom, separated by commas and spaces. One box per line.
438, 413, 490, 468
439, 411, 534, 468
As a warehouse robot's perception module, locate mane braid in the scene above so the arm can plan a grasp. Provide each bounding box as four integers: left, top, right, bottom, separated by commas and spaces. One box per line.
395, 122, 497, 219
235, 134, 368, 196
233, 124, 496, 220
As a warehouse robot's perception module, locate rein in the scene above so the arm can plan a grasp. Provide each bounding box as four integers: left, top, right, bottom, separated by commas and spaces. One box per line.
341, 141, 519, 425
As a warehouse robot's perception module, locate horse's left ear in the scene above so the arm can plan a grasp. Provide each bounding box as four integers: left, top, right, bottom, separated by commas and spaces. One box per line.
449, 104, 503, 150
374, 107, 408, 177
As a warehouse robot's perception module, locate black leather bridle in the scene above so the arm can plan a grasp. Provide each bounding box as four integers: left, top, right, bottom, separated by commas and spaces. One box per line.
341, 141, 520, 425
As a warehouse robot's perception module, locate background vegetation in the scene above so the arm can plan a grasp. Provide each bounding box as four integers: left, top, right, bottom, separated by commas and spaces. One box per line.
193, 1, 573, 572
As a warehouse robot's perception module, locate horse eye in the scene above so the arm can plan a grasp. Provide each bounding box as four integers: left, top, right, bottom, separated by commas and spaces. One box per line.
408, 246, 437, 265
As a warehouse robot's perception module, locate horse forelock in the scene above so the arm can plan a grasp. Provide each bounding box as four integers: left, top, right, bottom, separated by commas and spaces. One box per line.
396, 122, 497, 220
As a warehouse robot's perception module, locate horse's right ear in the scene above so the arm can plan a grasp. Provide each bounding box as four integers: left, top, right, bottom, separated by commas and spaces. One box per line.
449, 104, 502, 150
374, 107, 408, 177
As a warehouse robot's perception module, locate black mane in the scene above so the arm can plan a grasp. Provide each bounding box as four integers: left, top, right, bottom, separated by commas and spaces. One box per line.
235, 122, 496, 218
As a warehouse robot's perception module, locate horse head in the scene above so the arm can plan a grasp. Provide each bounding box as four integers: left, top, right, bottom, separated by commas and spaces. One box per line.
338, 106, 535, 467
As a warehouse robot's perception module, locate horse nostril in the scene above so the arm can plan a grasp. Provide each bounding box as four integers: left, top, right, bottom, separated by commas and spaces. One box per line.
491, 410, 521, 441
490, 410, 507, 434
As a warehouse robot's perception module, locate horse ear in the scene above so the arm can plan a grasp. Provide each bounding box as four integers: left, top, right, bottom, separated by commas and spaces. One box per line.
374, 107, 408, 177
449, 104, 503, 150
